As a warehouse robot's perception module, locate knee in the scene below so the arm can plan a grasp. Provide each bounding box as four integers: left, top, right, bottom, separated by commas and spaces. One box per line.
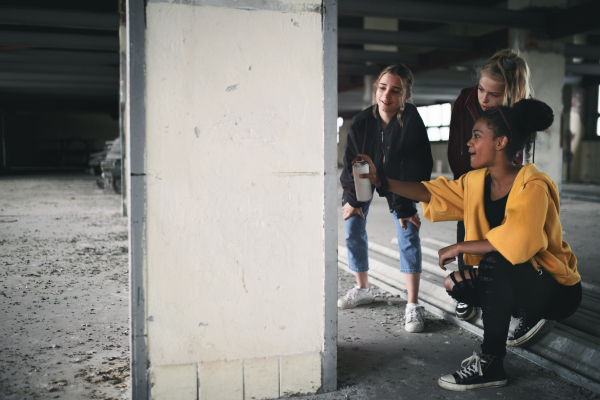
444, 274, 455, 291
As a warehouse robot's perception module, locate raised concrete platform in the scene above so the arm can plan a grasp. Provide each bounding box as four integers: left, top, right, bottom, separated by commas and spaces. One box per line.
562, 182, 600, 203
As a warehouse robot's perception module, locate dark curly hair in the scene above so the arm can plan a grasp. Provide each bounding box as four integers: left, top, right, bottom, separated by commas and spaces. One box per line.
480, 99, 554, 161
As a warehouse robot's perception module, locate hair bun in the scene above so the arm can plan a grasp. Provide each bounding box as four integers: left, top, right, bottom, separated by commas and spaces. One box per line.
513, 99, 554, 134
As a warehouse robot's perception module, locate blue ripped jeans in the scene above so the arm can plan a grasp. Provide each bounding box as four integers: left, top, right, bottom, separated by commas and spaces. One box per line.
345, 200, 422, 274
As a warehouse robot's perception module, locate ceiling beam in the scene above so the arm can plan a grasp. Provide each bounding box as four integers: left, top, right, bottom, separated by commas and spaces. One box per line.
0, 72, 117, 84
0, 62, 118, 77
0, 81, 118, 92
412, 69, 475, 88
547, 1, 600, 39
339, 0, 546, 30
338, 63, 382, 76
0, 49, 119, 65
0, 7, 119, 31
0, 30, 118, 51
564, 43, 600, 59
565, 63, 600, 76
339, 28, 473, 51
0, 95, 118, 113
338, 48, 419, 65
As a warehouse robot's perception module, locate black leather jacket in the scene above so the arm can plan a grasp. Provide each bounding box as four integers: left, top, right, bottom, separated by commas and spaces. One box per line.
341, 104, 433, 218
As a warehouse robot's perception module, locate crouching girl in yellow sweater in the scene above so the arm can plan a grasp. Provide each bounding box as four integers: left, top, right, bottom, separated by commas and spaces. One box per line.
358, 98, 582, 391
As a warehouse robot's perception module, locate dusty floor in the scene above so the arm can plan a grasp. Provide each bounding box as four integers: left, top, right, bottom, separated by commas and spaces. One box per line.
0, 174, 598, 400
293, 271, 598, 400
0, 175, 129, 400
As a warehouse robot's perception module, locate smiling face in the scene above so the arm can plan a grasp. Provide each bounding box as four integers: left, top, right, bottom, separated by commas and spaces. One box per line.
478, 74, 506, 111
375, 73, 405, 116
467, 119, 506, 169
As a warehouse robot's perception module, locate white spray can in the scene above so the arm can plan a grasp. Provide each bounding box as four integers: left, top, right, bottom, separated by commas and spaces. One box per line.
352, 159, 373, 202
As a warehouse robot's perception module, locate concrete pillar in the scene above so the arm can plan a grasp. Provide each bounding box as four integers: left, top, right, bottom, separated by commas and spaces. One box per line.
126, 0, 337, 398
509, 0, 567, 187
119, 0, 127, 217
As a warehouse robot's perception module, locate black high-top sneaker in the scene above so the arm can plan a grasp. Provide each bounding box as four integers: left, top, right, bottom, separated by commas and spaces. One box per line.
438, 352, 507, 391
455, 302, 476, 321
506, 310, 556, 347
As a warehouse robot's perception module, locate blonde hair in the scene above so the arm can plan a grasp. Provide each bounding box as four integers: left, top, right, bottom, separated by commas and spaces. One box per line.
371, 64, 414, 126
478, 49, 533, 107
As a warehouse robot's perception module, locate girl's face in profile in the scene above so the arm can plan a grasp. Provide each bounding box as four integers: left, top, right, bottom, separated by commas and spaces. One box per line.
376, 73, 404, 115
478, 74, 505, 111
467, 119, 504, 169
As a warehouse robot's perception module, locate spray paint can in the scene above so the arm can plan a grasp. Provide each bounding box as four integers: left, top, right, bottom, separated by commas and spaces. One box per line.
352, 159, 372, 202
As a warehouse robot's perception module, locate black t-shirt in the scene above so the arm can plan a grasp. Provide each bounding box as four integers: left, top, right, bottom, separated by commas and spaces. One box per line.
484, 174, 509, 229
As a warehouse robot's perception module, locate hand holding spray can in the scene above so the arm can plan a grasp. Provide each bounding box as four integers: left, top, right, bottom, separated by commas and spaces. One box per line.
352, 158, 373, 202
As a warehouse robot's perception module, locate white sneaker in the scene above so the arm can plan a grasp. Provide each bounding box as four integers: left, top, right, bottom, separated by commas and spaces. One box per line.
405, 305, 425, 333
337, 286, 373, 309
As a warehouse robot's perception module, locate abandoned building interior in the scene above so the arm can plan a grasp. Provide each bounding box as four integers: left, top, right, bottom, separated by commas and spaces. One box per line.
1, 0, 600, 399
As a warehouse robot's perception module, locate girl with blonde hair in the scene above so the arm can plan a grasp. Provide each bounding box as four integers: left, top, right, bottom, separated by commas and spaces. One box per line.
448, 49, 533, 321
339, 64, 433, 333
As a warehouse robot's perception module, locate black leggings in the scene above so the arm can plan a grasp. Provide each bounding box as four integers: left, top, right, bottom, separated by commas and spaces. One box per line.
447, 252, 582, 357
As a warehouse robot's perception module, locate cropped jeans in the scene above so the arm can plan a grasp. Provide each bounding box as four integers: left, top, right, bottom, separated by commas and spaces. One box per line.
344, 199, 422, 274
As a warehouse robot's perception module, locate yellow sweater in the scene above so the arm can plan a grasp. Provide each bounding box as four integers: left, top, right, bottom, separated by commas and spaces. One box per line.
421, 164, 580, 286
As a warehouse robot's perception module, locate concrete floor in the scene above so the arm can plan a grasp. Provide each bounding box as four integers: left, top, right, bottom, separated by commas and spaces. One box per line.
0, 175, 129, 400
0, 173, 598, 400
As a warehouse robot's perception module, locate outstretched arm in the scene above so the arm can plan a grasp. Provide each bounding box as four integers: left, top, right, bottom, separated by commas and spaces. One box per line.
357, 153, 431, 203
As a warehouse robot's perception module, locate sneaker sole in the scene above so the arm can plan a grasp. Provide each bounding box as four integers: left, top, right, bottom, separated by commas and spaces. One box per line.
456, 307, 477, 321
506, 320, 556, 347
438, 378, 507, 391
405, 324, 424, 333
337, 298, 374, 309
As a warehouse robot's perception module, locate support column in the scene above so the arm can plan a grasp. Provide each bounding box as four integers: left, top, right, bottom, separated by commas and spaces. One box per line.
125, 0, 148, 398
509, 0, 567, 188
119, 0, 127, 217
128, 0, 337, 398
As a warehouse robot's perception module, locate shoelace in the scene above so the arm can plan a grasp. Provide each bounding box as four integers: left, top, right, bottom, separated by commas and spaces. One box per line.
406, 307, 422, 323
456, 352, 483, 379
344, 287, 362, 301
510, 311, 526, 339
457, 302, 468, 308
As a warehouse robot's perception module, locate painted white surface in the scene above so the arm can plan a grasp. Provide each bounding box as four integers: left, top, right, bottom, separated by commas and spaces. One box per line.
151, 364, 198, 400
144, 2, 326, 371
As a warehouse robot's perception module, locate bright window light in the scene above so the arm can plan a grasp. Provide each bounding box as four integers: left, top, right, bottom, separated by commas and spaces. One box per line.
428, 104, 442, 127
441, 103, 451, 126
440, 126, 450, 141
427, 127, 441, 141
418, 103, 451, 141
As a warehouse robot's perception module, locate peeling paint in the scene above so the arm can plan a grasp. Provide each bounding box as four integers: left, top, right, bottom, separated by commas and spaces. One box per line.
226, 83, 239, 92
